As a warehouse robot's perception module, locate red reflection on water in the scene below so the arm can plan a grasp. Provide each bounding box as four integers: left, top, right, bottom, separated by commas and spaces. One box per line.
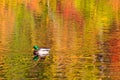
58, 0, 84, 26
109, 31, 120, 79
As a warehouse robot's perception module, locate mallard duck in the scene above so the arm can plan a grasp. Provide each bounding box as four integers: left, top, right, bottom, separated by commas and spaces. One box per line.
33, 45, 50, 61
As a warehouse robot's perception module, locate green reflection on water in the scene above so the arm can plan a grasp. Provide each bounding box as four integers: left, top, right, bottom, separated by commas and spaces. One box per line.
4, 51, 53, 80
11, 4, 34, 52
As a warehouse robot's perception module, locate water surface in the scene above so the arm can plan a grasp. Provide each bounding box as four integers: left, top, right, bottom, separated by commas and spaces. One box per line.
0, 0, 120, 80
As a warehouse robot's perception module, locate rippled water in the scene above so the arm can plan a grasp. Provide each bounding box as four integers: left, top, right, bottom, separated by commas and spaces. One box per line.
0, 0, 120, 80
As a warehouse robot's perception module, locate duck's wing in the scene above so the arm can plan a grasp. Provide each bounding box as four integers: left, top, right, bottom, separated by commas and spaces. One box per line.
38, 49, 50, 57
40, 48, 50, 51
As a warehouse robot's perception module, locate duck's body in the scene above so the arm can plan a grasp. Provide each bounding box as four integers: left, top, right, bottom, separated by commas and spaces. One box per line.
33, 46, 50, 60
37, 48, 50, 57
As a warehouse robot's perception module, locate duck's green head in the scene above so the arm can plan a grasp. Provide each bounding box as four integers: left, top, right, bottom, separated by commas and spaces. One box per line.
33, 45, 39, 50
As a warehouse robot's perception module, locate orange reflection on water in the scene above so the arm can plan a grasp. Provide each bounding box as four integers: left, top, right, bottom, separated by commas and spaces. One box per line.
109, 0, 120, 29
0, 1, 15, 51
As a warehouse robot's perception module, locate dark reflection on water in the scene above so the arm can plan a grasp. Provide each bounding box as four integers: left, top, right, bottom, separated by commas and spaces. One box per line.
25, 54, 53, 80
0, 53, 6, 80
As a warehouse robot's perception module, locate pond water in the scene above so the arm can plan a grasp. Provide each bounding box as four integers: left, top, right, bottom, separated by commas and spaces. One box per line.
0, 0, 120, 80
